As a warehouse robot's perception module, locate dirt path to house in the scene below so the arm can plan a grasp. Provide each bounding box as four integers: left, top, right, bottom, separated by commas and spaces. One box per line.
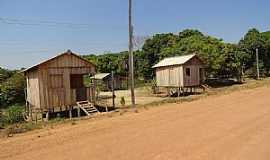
1, 86, 270, 160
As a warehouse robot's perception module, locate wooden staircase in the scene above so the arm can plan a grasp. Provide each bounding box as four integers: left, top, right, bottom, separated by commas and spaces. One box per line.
76, 101, 100, 116
201, 84, 211, 91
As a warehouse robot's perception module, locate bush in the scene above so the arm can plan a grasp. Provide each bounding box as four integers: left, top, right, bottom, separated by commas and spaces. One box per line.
0, 73, 26, 108
5, 105, 24, 124
0, 110, 6, 128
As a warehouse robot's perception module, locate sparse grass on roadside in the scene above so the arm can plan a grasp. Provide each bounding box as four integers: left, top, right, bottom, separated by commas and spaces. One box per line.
1, 122, 43, 138
127, 78, 270, 110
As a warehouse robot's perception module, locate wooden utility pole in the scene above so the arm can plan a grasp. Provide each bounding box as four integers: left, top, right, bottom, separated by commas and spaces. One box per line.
256, 48, 260, 79
111, 71, 115, 108
129, 0, 136, 109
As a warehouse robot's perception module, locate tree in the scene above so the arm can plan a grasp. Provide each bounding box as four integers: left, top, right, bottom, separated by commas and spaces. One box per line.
239, 28, 269, 73
156, 29, 226, 76
0, 72, 26, 107
218, 44, 245, 81
142, 33, 177, 78
0, 67, 15, 83
82, 28, 270, 81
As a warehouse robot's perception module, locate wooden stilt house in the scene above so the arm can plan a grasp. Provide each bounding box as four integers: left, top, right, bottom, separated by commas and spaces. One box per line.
23, 50, 96, 119
152, 54, 205, 94
90, 73, 125, 91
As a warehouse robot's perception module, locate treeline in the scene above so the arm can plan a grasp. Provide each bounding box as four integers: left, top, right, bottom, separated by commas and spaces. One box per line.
84, 29, 270, 81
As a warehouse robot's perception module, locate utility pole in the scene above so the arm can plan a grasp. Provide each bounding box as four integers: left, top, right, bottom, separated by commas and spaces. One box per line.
129, 0, 136, 109
256, 48, 260, 79
111, 71, 115, 108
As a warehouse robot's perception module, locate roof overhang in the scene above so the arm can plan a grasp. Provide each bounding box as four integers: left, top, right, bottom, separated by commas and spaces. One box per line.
152, 54, 197, 68
23, 50, 96, 73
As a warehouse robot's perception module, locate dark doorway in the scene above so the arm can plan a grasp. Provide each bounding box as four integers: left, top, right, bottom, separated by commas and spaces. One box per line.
70, 74, 87, 101
76, 88, 87, 101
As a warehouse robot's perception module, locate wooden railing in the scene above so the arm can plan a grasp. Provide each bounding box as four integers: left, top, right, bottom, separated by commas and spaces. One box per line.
71, 86, 95, 104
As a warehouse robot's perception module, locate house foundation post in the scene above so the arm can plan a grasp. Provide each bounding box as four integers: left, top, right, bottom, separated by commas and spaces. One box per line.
69, 106, 72, 120
77, 107, 81, 118
45, 111, 49, 121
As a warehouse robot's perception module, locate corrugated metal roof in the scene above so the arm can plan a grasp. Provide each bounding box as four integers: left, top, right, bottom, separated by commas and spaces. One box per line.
152, 54, 196, 68
90, 73, 110, 80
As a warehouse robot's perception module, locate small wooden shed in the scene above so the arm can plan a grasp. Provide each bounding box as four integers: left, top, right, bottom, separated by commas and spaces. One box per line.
90, 73, 124, 91
152, 54, 205, 88
23, 50, 96, 117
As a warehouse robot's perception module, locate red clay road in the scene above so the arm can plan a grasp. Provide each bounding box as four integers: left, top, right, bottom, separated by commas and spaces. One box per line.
1, 86, 270, 160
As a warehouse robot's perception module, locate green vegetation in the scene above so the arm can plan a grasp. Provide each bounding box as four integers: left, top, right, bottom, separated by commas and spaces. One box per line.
262, 31, 270, 39
0, 105, 25, 128
84, 28, 270, 81
0, 73, 26, 107
0, 68, 26, 130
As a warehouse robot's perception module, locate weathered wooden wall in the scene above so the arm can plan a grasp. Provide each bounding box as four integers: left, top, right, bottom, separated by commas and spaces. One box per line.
25, 52, 96, 112
156, 65, 184, 87
155, 56, 204, 87
183, 56, 204, 87
26, 70, 40, 108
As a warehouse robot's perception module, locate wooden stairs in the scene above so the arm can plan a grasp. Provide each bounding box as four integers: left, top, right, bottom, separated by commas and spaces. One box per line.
76, 101, 100, 116
201, 84, 211, 91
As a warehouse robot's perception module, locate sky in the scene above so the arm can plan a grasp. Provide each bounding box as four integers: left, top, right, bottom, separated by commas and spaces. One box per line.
0, 0, 270, 69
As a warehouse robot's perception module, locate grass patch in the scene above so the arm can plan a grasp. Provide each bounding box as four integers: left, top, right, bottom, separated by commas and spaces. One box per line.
1, 122, 43, 137
0, 105, 25, 128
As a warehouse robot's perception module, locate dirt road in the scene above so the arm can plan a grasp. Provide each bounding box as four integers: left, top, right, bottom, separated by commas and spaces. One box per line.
1, 86, 270, 160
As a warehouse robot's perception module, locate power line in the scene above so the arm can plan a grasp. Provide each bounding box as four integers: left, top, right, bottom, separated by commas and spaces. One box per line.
0, 17, 95, 27
0, 17, 126, 30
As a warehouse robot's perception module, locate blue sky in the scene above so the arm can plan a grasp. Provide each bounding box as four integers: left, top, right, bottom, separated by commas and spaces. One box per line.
0, 0, 269, 69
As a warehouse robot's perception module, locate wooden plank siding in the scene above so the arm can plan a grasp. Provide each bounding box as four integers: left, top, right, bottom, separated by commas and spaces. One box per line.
183, 65, 200, 87
26, 70, 40, 108
24, 51, 96, 113
156, 65, 184, 87
155, 56, 204, 87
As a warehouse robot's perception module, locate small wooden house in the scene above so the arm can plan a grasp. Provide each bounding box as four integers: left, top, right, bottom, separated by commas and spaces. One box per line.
23, 50, 96, 118
152, 54, 205, 88
90, 73, 124, 91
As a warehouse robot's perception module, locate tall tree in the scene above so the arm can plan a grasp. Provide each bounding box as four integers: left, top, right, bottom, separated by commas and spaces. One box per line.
239, 28, 268, 73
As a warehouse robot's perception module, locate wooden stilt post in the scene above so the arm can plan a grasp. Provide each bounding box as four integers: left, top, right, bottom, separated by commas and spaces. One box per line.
45, 111, 49, 121
35, 111, 38, 124
69, 106, 72, 120
29, 107, 33, 121
106, 105, 109, 113
93, 79, 97, 105
77, 107, 80, 118
65, 106, 68, 117
111, 71, 115, 108
41, 109, 44, 122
